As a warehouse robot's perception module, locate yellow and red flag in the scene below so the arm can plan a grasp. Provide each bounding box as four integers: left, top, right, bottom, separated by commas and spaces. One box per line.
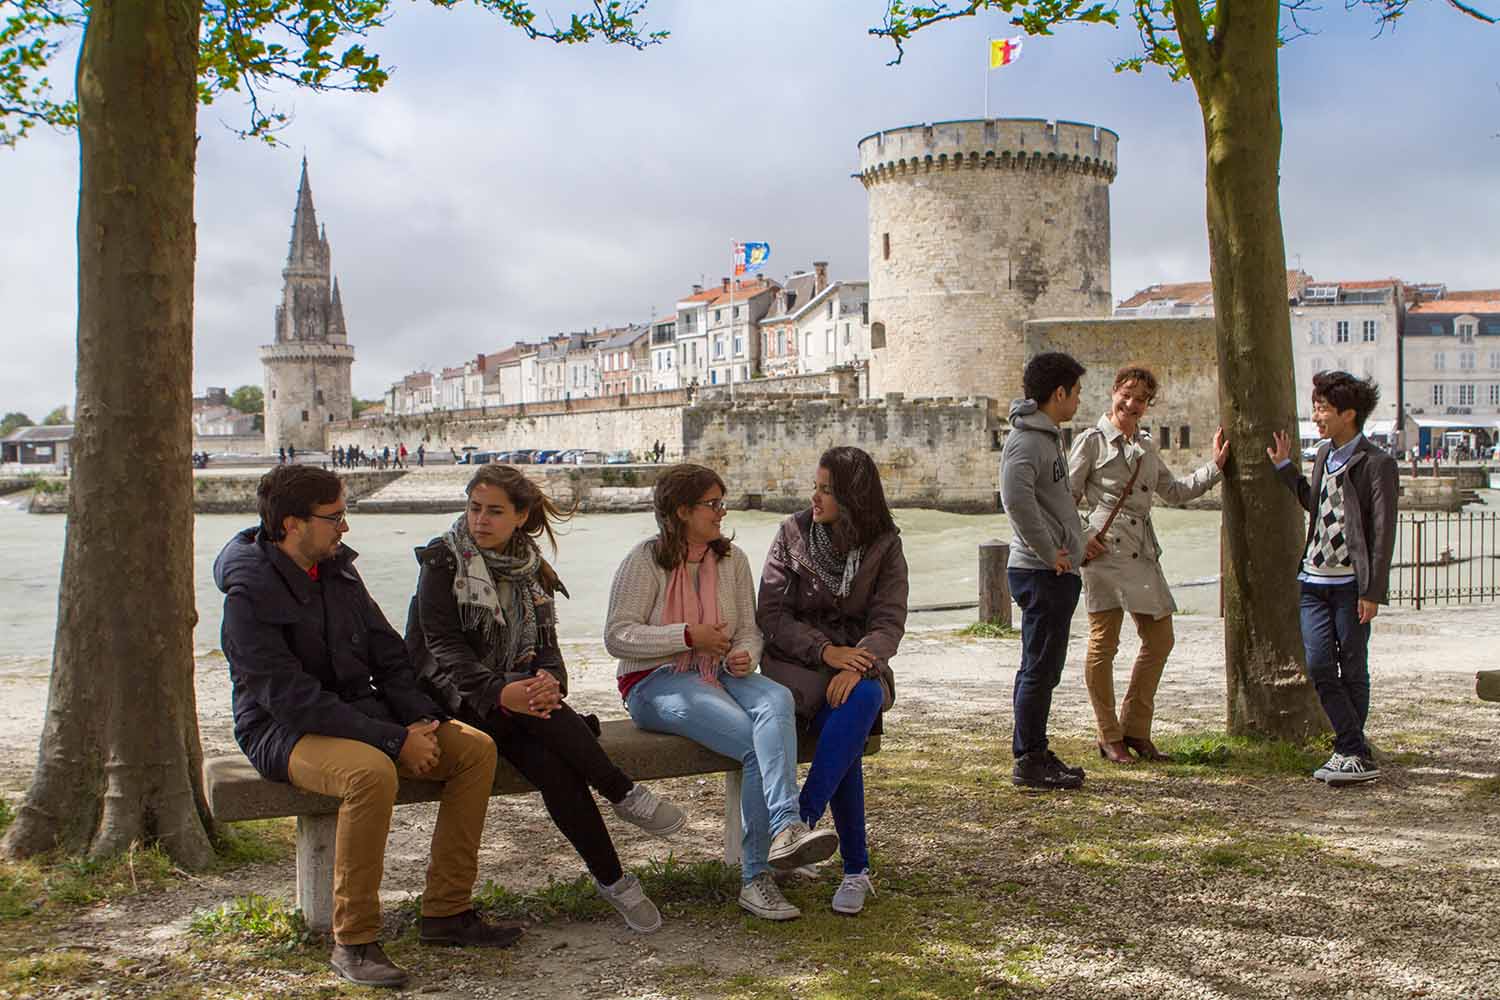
989, 37, 1023, 69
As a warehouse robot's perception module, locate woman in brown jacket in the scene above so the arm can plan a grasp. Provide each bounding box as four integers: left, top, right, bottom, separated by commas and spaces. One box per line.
757, 446, 908, 916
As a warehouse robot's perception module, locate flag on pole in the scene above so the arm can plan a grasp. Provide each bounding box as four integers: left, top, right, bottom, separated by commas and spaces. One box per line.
733, 241, 771, 276
989, 37, 1023, 69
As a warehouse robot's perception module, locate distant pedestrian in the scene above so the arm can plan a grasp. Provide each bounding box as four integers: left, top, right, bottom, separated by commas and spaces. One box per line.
1268, 371, 1397, 786
279, 446, 286, 465
398, 443, 408, 469
417, 444, 426, 468
1001, 351, 1088, 791
382, 446, 391, 470
288, 444, 297, 464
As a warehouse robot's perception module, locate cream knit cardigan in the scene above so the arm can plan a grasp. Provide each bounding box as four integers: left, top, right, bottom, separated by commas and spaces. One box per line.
604, 537, 764, 679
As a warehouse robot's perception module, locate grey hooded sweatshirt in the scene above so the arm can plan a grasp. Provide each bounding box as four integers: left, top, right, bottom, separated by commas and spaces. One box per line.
1001, 398, 1084, 575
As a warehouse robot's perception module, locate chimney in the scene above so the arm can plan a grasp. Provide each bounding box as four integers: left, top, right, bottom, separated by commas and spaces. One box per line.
692, 283, 703, 295
721, 277, 730, 292
813, 261, 829, 294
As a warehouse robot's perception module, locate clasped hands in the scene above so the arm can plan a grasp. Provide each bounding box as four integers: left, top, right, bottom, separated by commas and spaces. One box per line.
501, 670, 564, 719
687, 622, 752, 676
822, 644, 876, 708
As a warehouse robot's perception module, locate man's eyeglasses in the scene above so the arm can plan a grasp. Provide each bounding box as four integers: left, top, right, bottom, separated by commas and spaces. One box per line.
694, 499, 728, 513
307, 510, 349, 527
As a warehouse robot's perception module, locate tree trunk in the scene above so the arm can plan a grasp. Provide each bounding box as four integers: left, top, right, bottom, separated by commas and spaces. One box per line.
1186, 0, 1326, 740
2, 0, 214, 866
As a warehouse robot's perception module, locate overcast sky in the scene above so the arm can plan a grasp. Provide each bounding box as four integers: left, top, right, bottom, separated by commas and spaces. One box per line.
1, 2, 1496, 417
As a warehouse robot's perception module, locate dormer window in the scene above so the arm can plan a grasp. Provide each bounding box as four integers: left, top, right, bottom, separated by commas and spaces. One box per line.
1458, 318, 1478, 343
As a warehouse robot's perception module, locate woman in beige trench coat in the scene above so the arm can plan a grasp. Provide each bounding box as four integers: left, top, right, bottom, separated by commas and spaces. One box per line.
1068, 365, 1229, 764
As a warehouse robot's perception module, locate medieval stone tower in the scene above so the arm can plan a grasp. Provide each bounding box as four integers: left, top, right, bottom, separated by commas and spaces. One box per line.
856, 119, 1117, 401
261, 158, 354, 453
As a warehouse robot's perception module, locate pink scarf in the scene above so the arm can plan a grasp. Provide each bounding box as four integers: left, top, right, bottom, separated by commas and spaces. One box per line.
662, 541, 723, 685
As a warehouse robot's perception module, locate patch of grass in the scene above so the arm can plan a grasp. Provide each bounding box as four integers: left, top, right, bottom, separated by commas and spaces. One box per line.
1, 948, 94, 987
30, 478, 66, 495
0, 796, 13, 836
956, 621, 1021, 639
470, 855, 741, 923
189, 895, 313, 953
1160, 730, 1327, 777
0, 841, 180, 925
1463, 774, 1500, 799
212, 818, 296, 868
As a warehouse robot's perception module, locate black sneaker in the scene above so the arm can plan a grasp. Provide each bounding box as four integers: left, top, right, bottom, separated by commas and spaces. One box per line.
330, 942, 409, 988
1012, 750, 1085, 790
419, 909, 525, 948
1324, 753, 1380, 786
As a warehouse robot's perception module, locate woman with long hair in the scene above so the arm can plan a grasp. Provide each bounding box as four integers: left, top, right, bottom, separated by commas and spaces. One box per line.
406, 464, 685, 934
1068, 365, 1228, 764
757, 446, 907, 916
605, 463, 838, 922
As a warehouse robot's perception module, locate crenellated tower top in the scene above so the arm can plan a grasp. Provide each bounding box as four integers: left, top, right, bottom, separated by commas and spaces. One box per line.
856, 118, 1117, 187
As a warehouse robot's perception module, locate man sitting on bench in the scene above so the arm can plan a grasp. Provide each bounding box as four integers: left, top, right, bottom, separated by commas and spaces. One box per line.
215, 466, 518, 989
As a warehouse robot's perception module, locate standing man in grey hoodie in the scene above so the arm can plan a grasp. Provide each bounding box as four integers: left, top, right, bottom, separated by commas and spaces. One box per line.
1000, 352, 1088, 790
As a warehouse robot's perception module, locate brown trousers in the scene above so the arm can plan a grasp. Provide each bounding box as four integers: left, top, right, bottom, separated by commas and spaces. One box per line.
287, 720, 496, 944
1084, 609, 1175, 743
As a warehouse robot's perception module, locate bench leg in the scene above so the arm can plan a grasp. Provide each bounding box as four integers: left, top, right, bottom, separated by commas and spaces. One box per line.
296, 814, 337, 934
723, 770, 743, 867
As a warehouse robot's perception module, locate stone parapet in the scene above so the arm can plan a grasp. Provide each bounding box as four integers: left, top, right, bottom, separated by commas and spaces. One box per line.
856, 118, 1117, 186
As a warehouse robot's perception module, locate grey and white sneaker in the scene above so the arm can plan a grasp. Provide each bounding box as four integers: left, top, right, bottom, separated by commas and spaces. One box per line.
738, 871, 800, 921
1312, 752, 1347, 782
767, 821, 839, 871
596, 873, 662, 933
1324, 754, 1380, 786
612, 783, 687, 837
831, 870, 875, 916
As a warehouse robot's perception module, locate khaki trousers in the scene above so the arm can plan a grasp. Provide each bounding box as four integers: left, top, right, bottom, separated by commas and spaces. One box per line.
1084, 609, 1175, 743
287, 720, 496, 944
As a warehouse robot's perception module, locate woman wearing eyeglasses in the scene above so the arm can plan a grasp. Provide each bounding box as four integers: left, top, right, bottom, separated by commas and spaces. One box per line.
405, 464, 686, 935
605, 463, 838, 922
756, 446, 906, 916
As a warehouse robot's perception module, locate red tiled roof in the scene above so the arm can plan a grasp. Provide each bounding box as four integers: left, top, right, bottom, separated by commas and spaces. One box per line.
1116, 280, 1214, 310
1446, 289, 1500, 301
1409, 299, 1500, 315
678, 278, 777, 305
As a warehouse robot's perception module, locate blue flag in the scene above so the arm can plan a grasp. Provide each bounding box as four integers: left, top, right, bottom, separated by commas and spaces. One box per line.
734, 241, 771, 275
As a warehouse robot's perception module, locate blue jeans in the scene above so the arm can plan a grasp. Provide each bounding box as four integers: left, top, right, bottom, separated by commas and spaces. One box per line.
1298, 581, 1371, 756
1008, 568, 1083, 758
799, 678, 883, 875
626, 668, 800, 882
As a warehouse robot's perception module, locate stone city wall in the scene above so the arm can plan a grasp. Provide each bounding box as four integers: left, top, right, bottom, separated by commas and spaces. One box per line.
698, 367, 861, 401
683, 394, 1002, 513
193, 434, 267, 455
1024, 317, 1221, 504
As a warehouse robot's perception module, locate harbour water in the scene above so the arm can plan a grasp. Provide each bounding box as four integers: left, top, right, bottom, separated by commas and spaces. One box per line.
0, 497, 1225, 679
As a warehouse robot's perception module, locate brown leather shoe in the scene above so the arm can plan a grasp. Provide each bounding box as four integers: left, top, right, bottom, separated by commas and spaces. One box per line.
420, 908, 524, 948
330, 942, 409, 988
1123, 736, 1172, 762
1097, 740, 1135, 765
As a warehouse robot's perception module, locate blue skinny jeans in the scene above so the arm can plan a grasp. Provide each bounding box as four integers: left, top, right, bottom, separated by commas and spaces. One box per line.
799, 677, 883, 874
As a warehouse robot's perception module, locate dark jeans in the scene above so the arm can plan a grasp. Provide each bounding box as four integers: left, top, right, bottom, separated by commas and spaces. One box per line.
1298, 581, 1371, 756
799, 678, 884, 875
468, 701, 633, 885
1008, 568, 1083, 758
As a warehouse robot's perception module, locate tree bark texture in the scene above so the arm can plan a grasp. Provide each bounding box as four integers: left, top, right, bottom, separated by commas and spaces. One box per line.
2, 0, 214, 865
1178, 0, 1326, 740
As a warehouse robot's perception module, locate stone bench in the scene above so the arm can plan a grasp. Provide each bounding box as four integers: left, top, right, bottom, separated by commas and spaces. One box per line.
204, 719, 879, 932
1478, 669, 1500, 703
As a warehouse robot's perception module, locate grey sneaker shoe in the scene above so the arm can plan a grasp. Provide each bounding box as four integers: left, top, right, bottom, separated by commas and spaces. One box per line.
738, 871, 800, 921
832, 870, 875, 916
1324, 754, 1380, 786
596, 873, 662, 933
768, 821, 839, 871
330, 942, 409, 989
1312, 752, 1347, 782
612, 783, 687, 837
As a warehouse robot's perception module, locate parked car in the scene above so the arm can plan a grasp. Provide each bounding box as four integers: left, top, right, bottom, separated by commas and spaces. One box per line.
533, 449, 560, 465
510, 449, 536, 464
553, 449, 583, 464
604, 450, 634, 465
468, 451, 497, 464
573, 450, 604, 465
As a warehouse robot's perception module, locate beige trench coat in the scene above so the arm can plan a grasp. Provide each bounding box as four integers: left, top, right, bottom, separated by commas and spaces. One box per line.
1067, 414, 1221, 618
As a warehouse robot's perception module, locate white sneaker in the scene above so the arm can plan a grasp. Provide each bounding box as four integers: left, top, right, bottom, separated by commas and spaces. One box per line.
832, 871, 874, 916
738, 872, 800, 921
1312, 752, 1347, 782
767, 821, 839, 871
596, 873, 662, 933
611, 783, 687, 837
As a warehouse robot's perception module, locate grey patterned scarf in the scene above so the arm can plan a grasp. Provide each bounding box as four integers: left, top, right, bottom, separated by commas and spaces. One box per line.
442, 514, 544, 674
808, 521, 862, 598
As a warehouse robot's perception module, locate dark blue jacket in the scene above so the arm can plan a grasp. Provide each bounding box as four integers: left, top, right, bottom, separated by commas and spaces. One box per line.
214, 527, 443, 782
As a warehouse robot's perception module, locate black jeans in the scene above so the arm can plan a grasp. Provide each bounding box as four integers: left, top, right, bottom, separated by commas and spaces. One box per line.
468, 701, 634, 885
1298, 581, 1372, 756
1008, 568, 1083, 758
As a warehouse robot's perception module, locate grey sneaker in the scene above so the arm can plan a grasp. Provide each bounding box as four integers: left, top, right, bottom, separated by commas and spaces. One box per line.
832, 870, 874, 916
612, 783, 687, 838
329, 942, 409, 989
596, 873, 662, 933
767, 821, 839, 871
738, 871, 800, 921
1312, 752, 1347, 782
1324, 754, 1380, 786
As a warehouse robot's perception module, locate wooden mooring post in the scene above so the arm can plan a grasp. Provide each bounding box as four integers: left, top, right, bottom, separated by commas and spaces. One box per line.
978, 539, 1012, 627
1478, 670, 1500, 703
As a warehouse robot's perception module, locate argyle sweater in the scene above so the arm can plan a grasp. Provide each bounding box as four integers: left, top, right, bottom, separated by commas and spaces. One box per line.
1301, 464, 1356, 581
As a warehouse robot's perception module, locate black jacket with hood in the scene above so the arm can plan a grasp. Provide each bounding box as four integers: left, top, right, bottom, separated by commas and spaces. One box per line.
214, 526, 442, 782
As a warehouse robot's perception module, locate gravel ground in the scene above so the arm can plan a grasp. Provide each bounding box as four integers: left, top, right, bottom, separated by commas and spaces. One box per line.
3, 603, 1499, 998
